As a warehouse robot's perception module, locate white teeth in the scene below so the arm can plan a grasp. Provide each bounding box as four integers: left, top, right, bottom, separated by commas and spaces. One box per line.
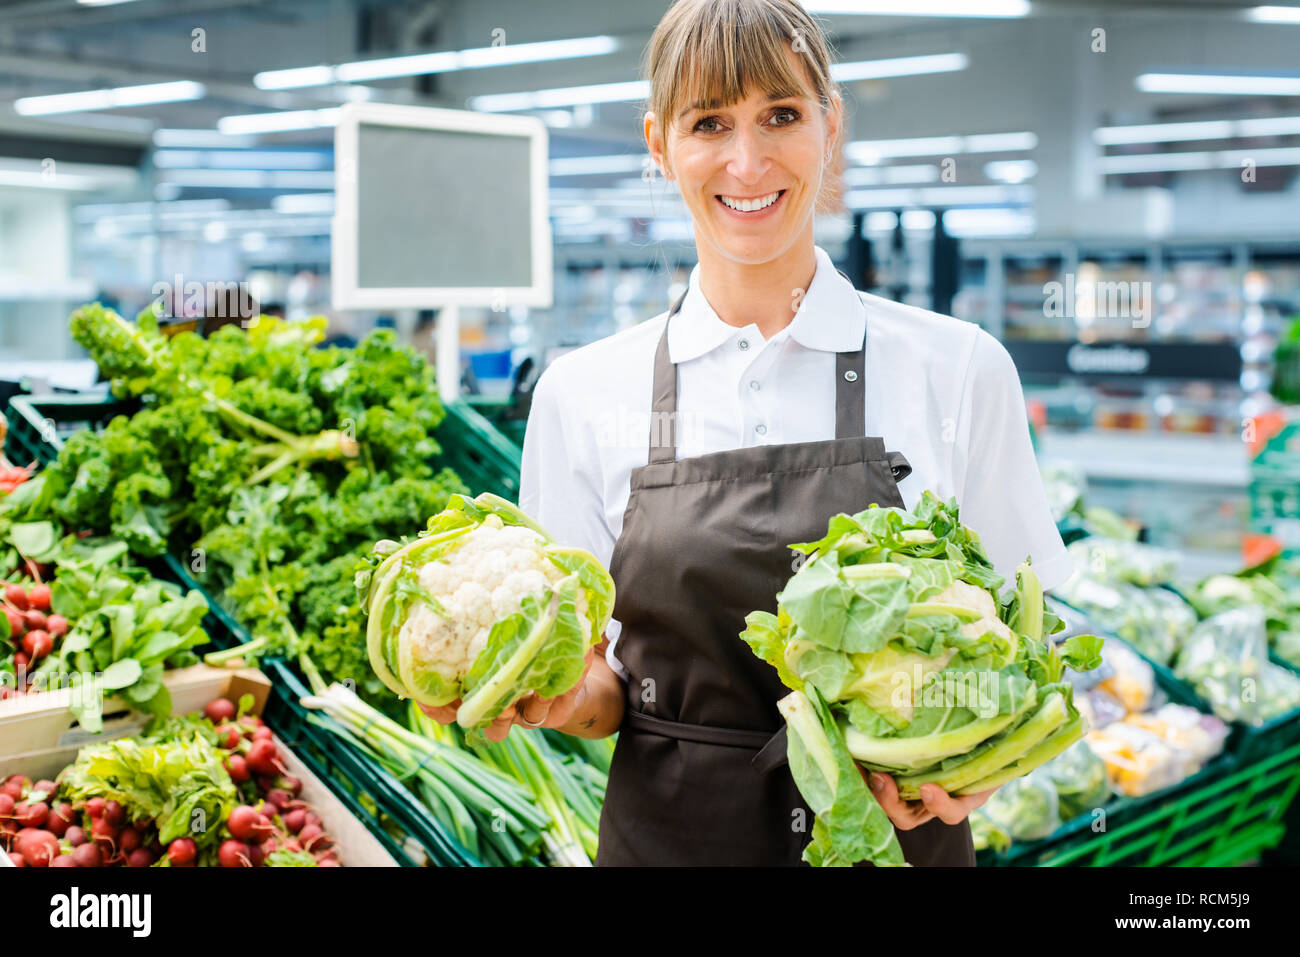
720, 191, 780, 212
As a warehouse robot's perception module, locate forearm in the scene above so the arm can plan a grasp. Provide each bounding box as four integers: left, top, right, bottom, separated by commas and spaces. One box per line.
557, 641, 625, 739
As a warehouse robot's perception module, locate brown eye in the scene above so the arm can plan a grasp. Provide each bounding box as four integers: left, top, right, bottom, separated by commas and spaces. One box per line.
693, 115, 723, 133
771, 108, 801, 127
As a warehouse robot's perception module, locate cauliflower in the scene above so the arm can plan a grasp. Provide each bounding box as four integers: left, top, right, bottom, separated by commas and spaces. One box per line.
362, 493, 614, 729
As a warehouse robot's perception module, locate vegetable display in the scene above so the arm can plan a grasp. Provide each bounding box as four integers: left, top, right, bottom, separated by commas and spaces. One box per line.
1, 697, 341, 867
2, 305, 466, 701
358, 492, 614, 729
740, 491, 1103, 867
1174, 607, 1300, 726
1189, 555, 1300, 668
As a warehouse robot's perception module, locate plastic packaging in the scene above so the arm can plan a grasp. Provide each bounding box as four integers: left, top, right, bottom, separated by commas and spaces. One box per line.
1125, 704, 1228, 765
1085, 721, 1196, 797
1096, 640, 1156, 713
1067, 537, 1181, 588
1044, 740, 1113, 820
1174, 607, 1300, 726
1053, 570, 1195, 665
982, 770, 1062, 842
969, 806, 1012, 854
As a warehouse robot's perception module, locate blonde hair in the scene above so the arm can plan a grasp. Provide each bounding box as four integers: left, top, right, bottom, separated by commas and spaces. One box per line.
645, 0, 841, 201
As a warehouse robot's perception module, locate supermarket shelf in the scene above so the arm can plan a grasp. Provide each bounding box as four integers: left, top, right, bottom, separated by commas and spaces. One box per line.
1037, 430, 1249, 487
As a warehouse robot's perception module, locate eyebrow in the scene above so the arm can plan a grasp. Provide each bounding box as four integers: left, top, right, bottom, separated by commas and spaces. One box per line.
677, 92, 802, 120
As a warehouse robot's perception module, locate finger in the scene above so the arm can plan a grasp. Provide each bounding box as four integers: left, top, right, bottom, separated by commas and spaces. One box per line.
515, 694, 549, 727
484, 705, 517, 742
918, 783, 976, 825
867, 772, 934, 831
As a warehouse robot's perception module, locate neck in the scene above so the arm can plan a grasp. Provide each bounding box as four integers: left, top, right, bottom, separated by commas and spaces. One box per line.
694, 225, 818, 340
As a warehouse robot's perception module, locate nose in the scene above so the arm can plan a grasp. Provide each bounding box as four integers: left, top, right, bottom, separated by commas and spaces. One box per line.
723, 123, 769, 185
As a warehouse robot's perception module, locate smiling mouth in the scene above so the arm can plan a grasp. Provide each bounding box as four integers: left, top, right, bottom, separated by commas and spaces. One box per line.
716, 189, 785, 213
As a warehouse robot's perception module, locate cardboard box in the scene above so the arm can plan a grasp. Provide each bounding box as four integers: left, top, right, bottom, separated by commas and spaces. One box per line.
0, 666, 396, 867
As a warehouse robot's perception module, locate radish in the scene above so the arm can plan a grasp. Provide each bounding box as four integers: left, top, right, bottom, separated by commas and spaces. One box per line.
21, 630, 52, 661
90, 816, 118, 849
247, 842, 268, 867
297, 823, 325, 851
127, 848, 155, 867
51, 855, 76, 867
252, 725, 274, 743
266, 788, 293, 811
226, 805, 262, 841
281, 808, 306, 834
12, 651, 29, 670
45, 614, 68, 638
27, 584, 51, 612
15, 801, 48, 828
238, 714, 262, 731
65, 825, 87, 847
3, 607, 22, 638
214, 724, 241, 749
119, 826, 142, 853
22, 609, 47, 632
104, 799, 126, 826
0, 793, 14, 817
4, 584, 28, 610
48, 802, 74, 836
245, 739, 281, 776
204, 698, 237, 723
218, 839, 251, 868
167, 838, 196, 866
85, 797, 106, 818
7, 851, 24, 867
224, 754, 250, 783
15, 829, 59, 866
71, 842, 102, 868
33, 779, 56, 797
317, 858, 340, 867
273, 774, 303, 797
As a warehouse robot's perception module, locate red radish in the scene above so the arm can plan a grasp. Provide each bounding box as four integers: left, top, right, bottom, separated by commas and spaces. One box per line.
297, 823, 324, 850
318, 858, 340, 867
304, 810, 322, 828
238, 714, 262, 731
167, 838, 196, 866
315, 849, 340, 865
252, 725, 274, 742
22, 630, 52, 661
118, 826, 142, 853
27, 584, 50, 611
217, 839, 251, 868
273, 774, 303, 797
266, 788, 293, 811
22, 609, 46, 632
15, 801, 48, 828
45, 614, 68, 637
204, 698, 237, 723
65, 825, 87, 847
247, 842, 268, 866
7, 851, 24, 867
214, 724, 241, 749
33, 779, 56, 796
3, 607, 22, 638
223, 754, 250, 783
90, 816, 118, 849
15, 829, 59, 866
71, 842, 101, 868
126, 848, 154, 867
12, 651, 29, 670
0, 819, 17, 842
85, 796, 106, 818
246, 739, 281, 776
50, 855, 76, 867
4, 584, 28, 610
281, 808, 306, 834
103, 799, 126, 826
254, 800, 275, 819
226, 806, 261, 842
0, 793, 14, 817
255, 775, 276, 793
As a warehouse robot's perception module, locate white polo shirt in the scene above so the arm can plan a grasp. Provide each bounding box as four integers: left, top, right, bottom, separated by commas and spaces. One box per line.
519, 245, 1072, 677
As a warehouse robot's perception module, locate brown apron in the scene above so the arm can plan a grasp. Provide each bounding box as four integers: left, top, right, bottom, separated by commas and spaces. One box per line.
595, 293, 976, 867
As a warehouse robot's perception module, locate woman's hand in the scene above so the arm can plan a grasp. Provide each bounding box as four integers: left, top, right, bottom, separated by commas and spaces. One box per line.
863, 769, 996, 830
416, 648, 598, 743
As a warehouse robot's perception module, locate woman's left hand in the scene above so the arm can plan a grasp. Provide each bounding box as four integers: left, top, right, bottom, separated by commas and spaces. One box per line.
863, 769, 996, 829
479, 647, 597, 742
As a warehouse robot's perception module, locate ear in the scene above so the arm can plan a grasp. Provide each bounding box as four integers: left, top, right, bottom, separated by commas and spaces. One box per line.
644, 110, 671, 180
824, 91, 844, 163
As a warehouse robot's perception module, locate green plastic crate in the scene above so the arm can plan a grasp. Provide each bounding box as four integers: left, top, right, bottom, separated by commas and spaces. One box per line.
3, 393, 138, 467
463, 395, 528, 450
435, 399, 523, 502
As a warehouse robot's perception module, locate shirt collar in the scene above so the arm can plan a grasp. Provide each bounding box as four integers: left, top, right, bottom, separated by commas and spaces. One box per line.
666, 245, 866, 363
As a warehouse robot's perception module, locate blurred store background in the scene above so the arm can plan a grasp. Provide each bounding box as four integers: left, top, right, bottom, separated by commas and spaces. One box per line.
1, 0, 1299, 575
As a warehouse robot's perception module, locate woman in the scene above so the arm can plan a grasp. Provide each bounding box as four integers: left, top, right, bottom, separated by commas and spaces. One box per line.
435, 0, 1072, 866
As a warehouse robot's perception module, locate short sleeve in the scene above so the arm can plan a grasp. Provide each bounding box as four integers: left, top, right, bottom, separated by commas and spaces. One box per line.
954, 331, 1073, 591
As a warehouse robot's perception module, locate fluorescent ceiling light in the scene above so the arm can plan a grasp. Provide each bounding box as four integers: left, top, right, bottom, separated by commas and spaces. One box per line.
984, 159, 1038, 183
0, 157, 136, 191
549, 155, 645, 176
1099, 146, 1300, 174
802, 1, 1030, 16
831, 52, 968, 82
217, 108, 340, 134
157, 169, 335, 189
77, 0, 142, 5
845, 184, 1032, 208
1136, 73, 1300, 96
256, 36, 618, 89
272, 193, 336, 214
1094, 115, 1300, 145
28, 113, 155, 134
15, 80, 205, 116
73, 198, 230, 222
1247, 6, 1300, 23
154, 149, 331, 170
847, 131, 1035, 163
842, 164, 940, 186
470, 80, 648, 112
154, 128, 255, 148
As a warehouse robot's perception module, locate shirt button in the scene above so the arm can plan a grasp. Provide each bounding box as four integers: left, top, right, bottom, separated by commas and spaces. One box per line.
738, 338, 750, 351
749, 380, 760, 391
755, 424, 767, 436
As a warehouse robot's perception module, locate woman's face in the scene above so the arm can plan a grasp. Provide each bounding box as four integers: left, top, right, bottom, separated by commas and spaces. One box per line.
647, 45, 839, 267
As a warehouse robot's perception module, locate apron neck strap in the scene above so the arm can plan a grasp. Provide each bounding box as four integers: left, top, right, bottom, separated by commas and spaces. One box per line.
648, 290, 866, 464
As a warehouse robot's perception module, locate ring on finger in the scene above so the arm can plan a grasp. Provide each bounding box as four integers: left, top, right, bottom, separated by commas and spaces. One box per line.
517, 700, 545, 728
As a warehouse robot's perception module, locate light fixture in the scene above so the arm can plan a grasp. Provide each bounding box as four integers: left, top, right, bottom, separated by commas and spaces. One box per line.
15, 80, 205, 116
153, 149, 331, 170
0, 157, 136, 191
255, 36, 619, 89
844, 184, 1032, 208
801, 1, 1030, 16
76, 0, 142, 6
984, 159, 1038, 183
830, 52, 968, 82
842, 164, 940, 186
272, 193, 336, 214
1246, 6, 1300, 23
469, 80, 648, 112
1136, 73, 1300, 96
154, 128, 255, 148
549, 155, 646, 176
847, 131, 1036, 163
216, 108, 340, 135
157, 169, 335, 189
1095, 115, 1300, 144
1099, 146, 1300, 175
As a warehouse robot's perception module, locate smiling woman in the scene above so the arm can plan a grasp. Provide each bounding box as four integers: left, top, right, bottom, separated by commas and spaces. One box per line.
507, 0, 1074, 868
